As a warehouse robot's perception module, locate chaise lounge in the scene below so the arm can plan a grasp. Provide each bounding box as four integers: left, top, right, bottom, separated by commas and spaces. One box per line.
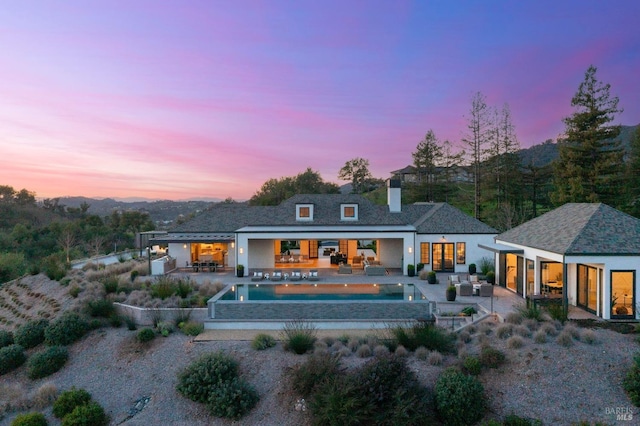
290, 270, 302, 281
307, 270, 320, 281
251, 271, 264, 282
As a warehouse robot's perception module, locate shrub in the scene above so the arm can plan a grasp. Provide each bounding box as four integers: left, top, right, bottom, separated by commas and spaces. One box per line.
68, 285, 80, 298
251, 333, 276, 350
435, 367, 486, 426
101, 276, 119, 294
291, 352, 341, 397
463, 355, 482, 376
479, 346, 506, 369
0, 329, 14, 348
124, 316, 137, 331
137, 328, 156, 343
545, 303, 568, 323
496, 324, 513, 339
514, 324, 532, 338
428, 350, 443, 366
355, 355, 419, 405
62, 401, 108, 426
539, 322, 559, 336
280, 320, 317, 355
177, 351, 239, 403
85, 299, 115, 318
556, 331, 573, 347
373, 344, 390, 357
10, 412, 48, 426
53, 387, 92, 419
32, 382, 59, 409
507, 336, 525, 349
44, 312, 89, 346
15, 319, 49, 349
533, 330, 547, 343
0, 344, 26, 375
356, 344, 372, 358
580, 329, 597, 344
623, 353, 640, 406
156, 321, 173, 337
27, 346, 69, 379
505, 312, 523, 324
175, 280, 192, 299
130, 270, 139, 282
179, 321, 203, 336
207, 377, 259, 420
415, 346, 429, 360
458, 330, 471, 343
150, 277, 177, 300
389, 321, 455, 353
308, 375, 375, 426
515, 303, 543, 321
394, 344, 408, 357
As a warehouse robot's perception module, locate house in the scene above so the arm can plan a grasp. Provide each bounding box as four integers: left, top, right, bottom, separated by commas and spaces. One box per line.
151, 179, 497, 276
481, 203, 640, 319
390, 164, 473, 184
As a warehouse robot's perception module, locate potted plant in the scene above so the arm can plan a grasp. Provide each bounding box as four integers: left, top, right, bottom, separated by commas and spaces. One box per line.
427, 270, 437, 284
417, 263, 425, 273
446, 285, 457, 301
236, 264, 245, 278
468, 263, 477, 275
407, 264, 415, 277
486, 271, 495, 284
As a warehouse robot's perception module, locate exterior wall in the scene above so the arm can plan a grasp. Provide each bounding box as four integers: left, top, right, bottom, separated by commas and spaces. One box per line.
114, 303, 208, 326
416, 233, 496, 273
379, 239, 404, 269
248, 239, 274, 269
168, 242, 190, 269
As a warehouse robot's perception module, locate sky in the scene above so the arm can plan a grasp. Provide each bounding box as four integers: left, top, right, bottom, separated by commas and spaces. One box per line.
1, 0, 639, 202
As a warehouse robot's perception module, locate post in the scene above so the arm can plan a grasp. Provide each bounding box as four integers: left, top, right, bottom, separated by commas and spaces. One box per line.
147, 246, 151, 275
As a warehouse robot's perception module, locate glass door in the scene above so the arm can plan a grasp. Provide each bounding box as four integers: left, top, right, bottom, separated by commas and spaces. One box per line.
577, 265, 598, 313
432, 243, 454, 272
611, 271, 634, 318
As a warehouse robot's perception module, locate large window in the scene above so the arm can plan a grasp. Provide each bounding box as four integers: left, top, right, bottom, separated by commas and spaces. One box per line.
420, 242, 430, 264
456, 243, 466, 264
526, 259, 534, 296
577, 264, 598, 313
541, 262, 563, 295
611, 271, 635, 318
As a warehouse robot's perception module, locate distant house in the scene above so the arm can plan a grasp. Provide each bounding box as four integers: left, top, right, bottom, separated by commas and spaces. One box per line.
152, 180, 497, 276
390, 164, 473, 185
482, 203, 640, 319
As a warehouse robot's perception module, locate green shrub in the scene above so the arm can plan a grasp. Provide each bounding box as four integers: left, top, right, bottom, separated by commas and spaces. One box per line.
27, 346, 69, 379
0, 329, 14, 348
45, 312, 89, 346
479, 346, 506, 369
109, 313, 123, 328
308, 375, 375, 426
124, 316, 137, 331
389, 321, 455, 353
68, 286, 80, 298
137, 328, 156, 343
53, 387, 92, 419
281, 320, 317, 355
10, 412, 48, 426
150, 277, 177, 300
175, 280, 192, 298
179, 321, 203, 336
176, 351, 240, 403
85, 299, 115, 318
463, 355, 482, 376
251, 333, 276, 350
624, 353, 640, 406
503, 414, 544, 425
435, 367, 486, 426
0, 344, 26, 375
15, 319, 49, 349
515, 303, 543, 321
130, 270, 139, 282
206, 377, 259, 420
290, 352, 341, 397
101, 276, 119, 294
61, 401, 108, 426
354, 354, 420, 406
545, 303, 568, 323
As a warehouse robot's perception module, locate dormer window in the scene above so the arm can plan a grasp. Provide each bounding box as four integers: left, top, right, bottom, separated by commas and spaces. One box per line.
296, 204, 314, 221
341, 204, 358, 221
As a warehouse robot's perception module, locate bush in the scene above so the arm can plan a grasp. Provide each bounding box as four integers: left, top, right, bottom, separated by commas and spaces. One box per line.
389, 321, 455, 353
545, 303, 568, 323
515, 303, 543, 321
428, 350, 443, 366
479, 346, 506, 369
308, 375, 375, 426
0, 329, 14, 348
281, 320, 317, 355
15, 319, 49, 349
179, 321, 203, 336
0, 344, 26, 375
101, 276, 119, 294
10, 412, 48, 426
124, 316, 137, 331
356, 344, 372, 358
206, 377, 259, 420
150, 276, 177, 300
435, 367, 486, 426
533, 330, 547, 343
177, 351, 239, 403
507, 336, 525, 349
623, 353, 640, 406
27, 346, 69, 379
53, 387, 92, 419
556, 330, 573, 347
45, 312, 89, 346
355, 354, 420, 406
290, 352, 341, 397
62, 401, 108, 426
251, 333, 276, 350
85, 299, 115, 318
137, 328, 156, 343
463, 355, 482, 376
502, 414, 544, 425
156, 321, 173, 337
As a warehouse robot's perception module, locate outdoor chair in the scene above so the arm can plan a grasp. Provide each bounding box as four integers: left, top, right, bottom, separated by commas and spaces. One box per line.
457, 282, 473, 296
351, 256, 364, 269
479, 283, 493, 297
290, 270, 302, 281
448, 275, 461, 286
270, 270, 283, 281
308, 270, 320, 281
251, 271, 264, 282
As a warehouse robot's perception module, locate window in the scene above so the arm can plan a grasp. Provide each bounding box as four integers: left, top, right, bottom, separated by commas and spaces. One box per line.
456, 243, 466, 264
296, 204, 314, 221
341, 204, 358, 220
420, 242, 430, 264
611, 271, 634, 318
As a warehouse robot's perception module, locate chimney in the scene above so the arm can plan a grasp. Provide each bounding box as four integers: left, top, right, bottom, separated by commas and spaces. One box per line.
387, 178, 401, 212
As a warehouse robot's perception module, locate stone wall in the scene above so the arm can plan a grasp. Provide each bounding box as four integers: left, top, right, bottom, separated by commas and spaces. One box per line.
114, 303, 207, 326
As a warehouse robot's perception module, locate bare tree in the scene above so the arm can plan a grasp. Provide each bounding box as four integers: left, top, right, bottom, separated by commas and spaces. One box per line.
57, 227, 77, 263
462, 92, 491, 219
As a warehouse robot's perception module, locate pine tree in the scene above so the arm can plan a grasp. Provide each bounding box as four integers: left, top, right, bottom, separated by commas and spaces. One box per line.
552, 65, 624, 206
626, 126, 640, 217
411, 130, 443, 202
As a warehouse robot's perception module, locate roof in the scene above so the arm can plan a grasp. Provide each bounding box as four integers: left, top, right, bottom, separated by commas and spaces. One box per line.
496, 203, 640, 255
170, 194, 496, 236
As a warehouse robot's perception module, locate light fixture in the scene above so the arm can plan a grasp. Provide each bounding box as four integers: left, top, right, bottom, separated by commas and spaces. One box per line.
409, 295, 413, 301
240, 295, 244, 301
408, 247, 413, 254
231, 242, 235, 248
183, 244, 187, 249
239, 248, 244, 254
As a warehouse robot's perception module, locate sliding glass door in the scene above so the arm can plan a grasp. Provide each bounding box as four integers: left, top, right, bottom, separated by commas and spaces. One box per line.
432, 243, 454, 272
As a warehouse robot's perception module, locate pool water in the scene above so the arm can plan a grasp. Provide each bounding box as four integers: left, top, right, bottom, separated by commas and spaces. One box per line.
220, 283, 421, 301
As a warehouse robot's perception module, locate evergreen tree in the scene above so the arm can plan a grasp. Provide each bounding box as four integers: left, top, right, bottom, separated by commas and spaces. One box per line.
411, 130, 443, 202
626, 126, 640, 217
338, 158, 374, 194
552, 65, 624, 206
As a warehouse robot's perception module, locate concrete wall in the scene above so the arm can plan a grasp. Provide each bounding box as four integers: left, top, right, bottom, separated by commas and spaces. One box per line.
248, 239, 274, 269
378, 239, 403, 268
114, 303, 208, 326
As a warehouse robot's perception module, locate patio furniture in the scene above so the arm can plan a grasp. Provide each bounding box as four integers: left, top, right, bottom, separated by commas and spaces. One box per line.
290, 270, 302, 281
448, 275, 461, 285
251, 271, 264, 282
308, 270, 319, 281
365, 265, 386, 276
338, 264, 352, 274
479, 283, 493, 297
457, 282, 473, 296
270, 270, 283, 281
351, 256, 364, 269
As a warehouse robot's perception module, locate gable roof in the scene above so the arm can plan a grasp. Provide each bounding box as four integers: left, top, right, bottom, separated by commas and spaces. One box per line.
496, 203, 640, 255
171, 194, 496, 235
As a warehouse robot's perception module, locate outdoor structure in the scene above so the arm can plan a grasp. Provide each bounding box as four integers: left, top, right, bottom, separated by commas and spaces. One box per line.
151, 179, 497, 276
481, 203, 640, 320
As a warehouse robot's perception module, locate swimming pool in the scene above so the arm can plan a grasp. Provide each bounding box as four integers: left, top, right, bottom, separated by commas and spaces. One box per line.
220, 283, 423, 301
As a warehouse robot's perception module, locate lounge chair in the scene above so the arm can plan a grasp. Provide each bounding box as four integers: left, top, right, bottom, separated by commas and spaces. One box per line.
479, 283, 493, 297
308, 270, 319, 281
290, 270, 302, 281
457, 282, 473, 296
251, 271, 264, 282
338, 264, 352, 274
270, 270, 283, 281
448, 275, 461, 286
351, 256, 363, 269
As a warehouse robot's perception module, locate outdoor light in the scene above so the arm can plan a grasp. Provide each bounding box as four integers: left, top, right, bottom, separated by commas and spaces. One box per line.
240, 295, 244, 302
231, 242, 235, 248
408, 247, 413, 254
409, 295, 413, 301
239, 247, 244, 254
183, 244, 187, 249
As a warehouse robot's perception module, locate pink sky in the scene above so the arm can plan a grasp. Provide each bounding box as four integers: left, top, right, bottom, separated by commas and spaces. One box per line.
1, 0, 639, 201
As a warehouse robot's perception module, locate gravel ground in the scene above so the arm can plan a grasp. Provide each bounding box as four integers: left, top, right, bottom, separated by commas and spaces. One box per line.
1, 319, 638, 426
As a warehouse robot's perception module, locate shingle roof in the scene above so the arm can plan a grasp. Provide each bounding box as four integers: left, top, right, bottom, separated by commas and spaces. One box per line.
171, 195, 497, 235
496, 203, 640, 255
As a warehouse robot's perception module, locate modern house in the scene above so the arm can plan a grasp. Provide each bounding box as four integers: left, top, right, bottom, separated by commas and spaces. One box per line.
151, 180, 497, 276
482, 203, 640, 320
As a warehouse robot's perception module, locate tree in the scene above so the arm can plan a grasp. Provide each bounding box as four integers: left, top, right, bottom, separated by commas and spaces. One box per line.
462, 92, 492, 219
438, 140, 464, 203
338, 158, 374, 194
250, 168, 339, 206
411, 130, 443, 202
56, 224, 77, 264
552, 65, 624, 206
626, 126, 640, 217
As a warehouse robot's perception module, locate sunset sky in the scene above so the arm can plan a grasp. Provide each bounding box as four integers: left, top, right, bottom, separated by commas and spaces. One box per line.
1, 1, 639, 201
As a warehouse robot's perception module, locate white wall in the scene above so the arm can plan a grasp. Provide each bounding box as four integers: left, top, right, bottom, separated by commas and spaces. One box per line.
415, 233, 496, 273
168, 243, 190, 269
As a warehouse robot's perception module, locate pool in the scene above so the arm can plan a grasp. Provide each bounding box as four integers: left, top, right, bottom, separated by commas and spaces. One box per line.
206, 282, 433, 329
